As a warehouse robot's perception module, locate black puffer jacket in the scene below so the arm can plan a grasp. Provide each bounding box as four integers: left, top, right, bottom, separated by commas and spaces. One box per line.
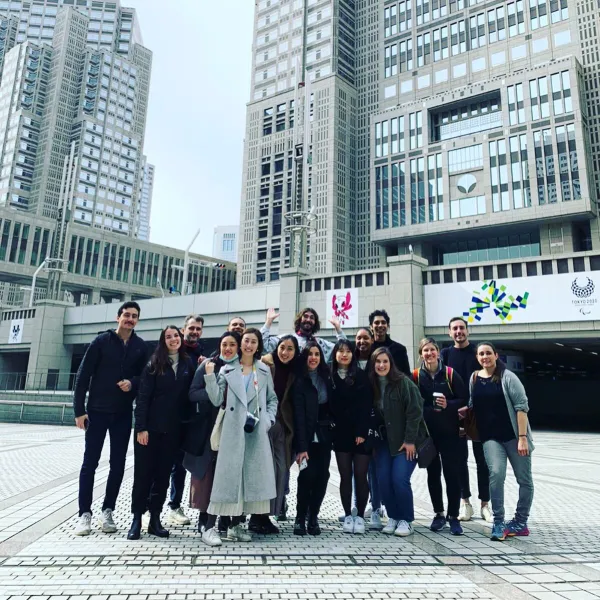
73, 330, 147, 417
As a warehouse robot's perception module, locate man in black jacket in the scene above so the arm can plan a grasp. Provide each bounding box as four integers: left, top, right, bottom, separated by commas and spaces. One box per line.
73, 301, 147, 536
369, 309, 411, 376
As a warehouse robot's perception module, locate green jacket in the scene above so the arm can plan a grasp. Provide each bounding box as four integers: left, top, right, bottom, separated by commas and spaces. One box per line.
380, 376, 427, 456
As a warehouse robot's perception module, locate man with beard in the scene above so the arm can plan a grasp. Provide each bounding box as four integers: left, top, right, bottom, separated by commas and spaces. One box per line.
368, 309, 411, 376
181, 314, 206, 365
261, 307, 345, 362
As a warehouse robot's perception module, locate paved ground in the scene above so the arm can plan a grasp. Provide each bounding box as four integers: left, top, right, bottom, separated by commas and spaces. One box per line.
0, 424, 599, 600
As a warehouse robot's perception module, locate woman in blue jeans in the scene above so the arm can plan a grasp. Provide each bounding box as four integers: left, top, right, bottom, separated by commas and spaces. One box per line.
367, 347, 427, 537
469, 342, 534, 541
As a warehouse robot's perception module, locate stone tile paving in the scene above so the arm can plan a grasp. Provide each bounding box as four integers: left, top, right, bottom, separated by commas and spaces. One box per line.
0, 424, 598, 599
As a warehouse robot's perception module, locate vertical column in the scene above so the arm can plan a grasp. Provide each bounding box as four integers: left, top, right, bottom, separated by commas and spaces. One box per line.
277, 267, 312, 335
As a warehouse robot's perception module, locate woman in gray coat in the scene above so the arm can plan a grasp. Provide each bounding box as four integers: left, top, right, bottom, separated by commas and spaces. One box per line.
202, 327, 278, 545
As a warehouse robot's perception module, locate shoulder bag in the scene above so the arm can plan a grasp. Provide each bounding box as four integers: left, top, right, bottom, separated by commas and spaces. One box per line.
416, 420, 437, 469
209, 385, 228, 452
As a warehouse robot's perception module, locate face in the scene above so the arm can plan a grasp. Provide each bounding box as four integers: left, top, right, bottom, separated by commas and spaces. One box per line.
372, 316, 389, 340
277, 340, 296, 364
336, 345, 353, 367
220, 336, 239, 360
184, 319, 203, 343
229, 318, 246, 335
420, 343, 439, 364
164, 328, 181, 353
241, 333, 259, 356
299, 311, 316, 333
374, 353, 391, 376
449, 319, 468, 345
355, 329, 373, 355
306, 346, 321, 371
117, 307, 139, 330
477, 345, 498, 369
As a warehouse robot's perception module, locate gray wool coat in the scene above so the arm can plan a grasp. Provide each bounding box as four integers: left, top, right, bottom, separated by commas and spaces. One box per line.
204, 360, 278, 504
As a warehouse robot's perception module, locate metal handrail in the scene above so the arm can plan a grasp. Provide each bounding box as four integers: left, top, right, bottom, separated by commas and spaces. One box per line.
0, 371, 77, 392
0, 399, 72, 425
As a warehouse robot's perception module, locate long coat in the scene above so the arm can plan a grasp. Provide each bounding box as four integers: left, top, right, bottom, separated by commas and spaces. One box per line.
204, 360, 278, 504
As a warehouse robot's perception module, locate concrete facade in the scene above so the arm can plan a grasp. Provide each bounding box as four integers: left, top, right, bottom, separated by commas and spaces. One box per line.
212, 225, 239, 263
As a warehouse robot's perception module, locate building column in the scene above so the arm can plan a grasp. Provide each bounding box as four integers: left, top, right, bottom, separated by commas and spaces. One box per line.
277, 267, 312, 335
90, 289, 102, 305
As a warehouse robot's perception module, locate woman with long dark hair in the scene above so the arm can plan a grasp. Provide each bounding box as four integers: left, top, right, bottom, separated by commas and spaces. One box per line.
184, 331, 241, 544
470, 342, 534, 542
330, 340, 373, 534
367, 347, 427, 537
292, 341, 334, 536
128, 326, 195, 540
355, 327, 375, 370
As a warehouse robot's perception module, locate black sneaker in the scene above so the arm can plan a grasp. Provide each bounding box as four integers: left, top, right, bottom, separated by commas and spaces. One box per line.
448, 518, 464, 536
277, 499, 288, 522
307, 514, 321, 536
248, 516, 262, 534
430, 514, 446, 532
217, 516, 231, 533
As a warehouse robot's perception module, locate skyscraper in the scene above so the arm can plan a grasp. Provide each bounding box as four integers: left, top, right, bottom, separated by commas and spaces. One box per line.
213, 225, 239, 263
135, 157, 153, 241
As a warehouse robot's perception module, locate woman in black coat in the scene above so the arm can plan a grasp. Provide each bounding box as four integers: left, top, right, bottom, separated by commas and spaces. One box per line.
127, 325, 195, 540
330, 340, 373, 535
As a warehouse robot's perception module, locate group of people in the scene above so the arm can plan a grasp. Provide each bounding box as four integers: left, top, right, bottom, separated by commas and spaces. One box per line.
72, 302, 534, 546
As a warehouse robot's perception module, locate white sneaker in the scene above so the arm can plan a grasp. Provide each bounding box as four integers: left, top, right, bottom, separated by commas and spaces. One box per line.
200, 526, 222, 547
342, 515, 354, 534
394, 520, 413, 537
382, 518, 398, 534
364, 504, 373, 518
369, 508, 384, 530
481, 504, 493, 523
75, 512, 92, 536
142, 511, 150, 528
168, 507, 191, 525
458, 502, 474, 521
227, 524, 252, 542
99, 508, 117, 533
354, 516, 366, 534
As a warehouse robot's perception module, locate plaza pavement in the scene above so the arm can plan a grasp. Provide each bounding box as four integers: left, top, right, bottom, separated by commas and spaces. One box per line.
0, 423, 599, 600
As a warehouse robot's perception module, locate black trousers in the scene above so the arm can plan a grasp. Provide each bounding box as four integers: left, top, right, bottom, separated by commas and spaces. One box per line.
458, 437, 491, 502
427, 434, 462, 519
296, 441, 331, 520
131, 430, 180, 515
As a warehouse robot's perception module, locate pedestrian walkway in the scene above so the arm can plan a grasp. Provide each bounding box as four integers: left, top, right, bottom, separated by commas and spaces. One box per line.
0, 424, 599, 600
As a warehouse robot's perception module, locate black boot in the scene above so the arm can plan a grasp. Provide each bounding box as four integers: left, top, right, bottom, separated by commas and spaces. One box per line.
148, 512, 169, 538
127, 514, 142, 540
307, 512, 321, 536
277, 499, 288, 522
197, 512, 208, 533
217, 515, 231, 533
261, 515, 280, 534
293, 516, 307, 536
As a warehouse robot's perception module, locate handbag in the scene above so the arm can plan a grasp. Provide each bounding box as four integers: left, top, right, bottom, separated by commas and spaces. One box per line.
209, 385, 228, 452
462, 373, 480, 441
416, 421, 437, 469
363, 406, 386, 453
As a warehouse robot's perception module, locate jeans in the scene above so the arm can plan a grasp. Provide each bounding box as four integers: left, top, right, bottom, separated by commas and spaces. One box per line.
458, 437, 490, 502
427, 434, 462, 518
78, 410, 132, 516
296, 441, 331, 520
483, 438, 534, 524
368, 458, 381, 511
373, 443, 417, 522
168, 449, 186, 509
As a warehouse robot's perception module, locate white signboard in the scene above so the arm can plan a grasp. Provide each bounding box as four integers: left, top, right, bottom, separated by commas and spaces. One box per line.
325, 288, 359, 328
425, 272, 600, 326
8, 318, 24, 344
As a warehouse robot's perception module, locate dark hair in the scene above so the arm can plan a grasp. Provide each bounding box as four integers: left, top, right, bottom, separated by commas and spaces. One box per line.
212, 330, 242, 371
294, 308, 321, 335
300, 340, 330, 380
448, 316, 468, 329
476, 341, 506, 383
369, 309, 390, 326
118, 301, 141, 317
149, 325, 187, 375
184, 314, 204, 327
354, 327, 375, 360
331, 340, 358, 385
241, 327, 264, 359
228, 316, 246, 328
273, 334, 300, 370
368, 347, 405, 403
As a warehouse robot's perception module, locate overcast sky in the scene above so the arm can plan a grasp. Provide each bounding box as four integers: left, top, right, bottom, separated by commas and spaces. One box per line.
123, 0, 254, 256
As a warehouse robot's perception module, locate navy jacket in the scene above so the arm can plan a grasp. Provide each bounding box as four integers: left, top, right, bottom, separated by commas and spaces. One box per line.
73, 330, 147, 417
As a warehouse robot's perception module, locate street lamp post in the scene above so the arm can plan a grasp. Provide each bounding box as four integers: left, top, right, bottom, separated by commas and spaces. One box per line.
284, 205, 317, 269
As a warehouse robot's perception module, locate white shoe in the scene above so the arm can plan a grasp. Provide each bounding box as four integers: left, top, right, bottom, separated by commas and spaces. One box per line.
458, 503, 474, 521
481, 504, 493, 523
394, 520, 413, 537
227, 524, 252, 542
142, 511, 150, 528
382, 518, 398, 534
364, 504, 373, 518
168, 507, 191, 525
99, 508, 117, 533
75, 512, 92, 536
342, 515, 354, 534
200, 526, 222, 547
353, 516, 366, 534
369, 508, 384, 530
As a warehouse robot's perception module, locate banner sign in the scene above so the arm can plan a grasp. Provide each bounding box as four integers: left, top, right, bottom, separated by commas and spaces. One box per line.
8, 318, 24, 344
325, 288, 359, 328
425, 272, 600, 326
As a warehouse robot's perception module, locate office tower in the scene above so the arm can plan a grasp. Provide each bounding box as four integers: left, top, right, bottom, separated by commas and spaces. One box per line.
135, 157, 153, 241
213, 225, 239, 263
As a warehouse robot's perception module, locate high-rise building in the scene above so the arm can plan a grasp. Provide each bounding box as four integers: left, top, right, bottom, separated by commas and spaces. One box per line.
213, 225, 239, 263
135, 157, 153, 241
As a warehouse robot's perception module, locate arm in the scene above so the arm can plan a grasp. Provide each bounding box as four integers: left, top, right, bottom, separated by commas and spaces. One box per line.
260, 325, 280, 355
446, 371, 468, 412
134, 363, 154, 432
403, 380, 424, 445
264, 367, 278, 426
504, 370, 530, 413
73, 336, 102, 418
189, 361, 213, 417
395, 345, 412, 377
204, 370, 227, 407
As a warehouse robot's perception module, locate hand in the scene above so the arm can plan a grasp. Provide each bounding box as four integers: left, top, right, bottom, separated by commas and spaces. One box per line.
296, 451, 309, 465
329, 316, 342, 332
265, 307, 280, 327
198, 355, 207, 364
400, 442, 416, 461
457, 406, 469, 420
75, 415, 88, 430
355, 437, 365, 445
205, 361, 215, 375
117, 379, 132, 392
517, 437, 529, 456
137, 431, 149, 446
434, 394, 447, 410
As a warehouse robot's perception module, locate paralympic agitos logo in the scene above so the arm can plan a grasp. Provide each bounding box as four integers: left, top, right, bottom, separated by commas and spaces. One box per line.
571, 276, 597, 309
